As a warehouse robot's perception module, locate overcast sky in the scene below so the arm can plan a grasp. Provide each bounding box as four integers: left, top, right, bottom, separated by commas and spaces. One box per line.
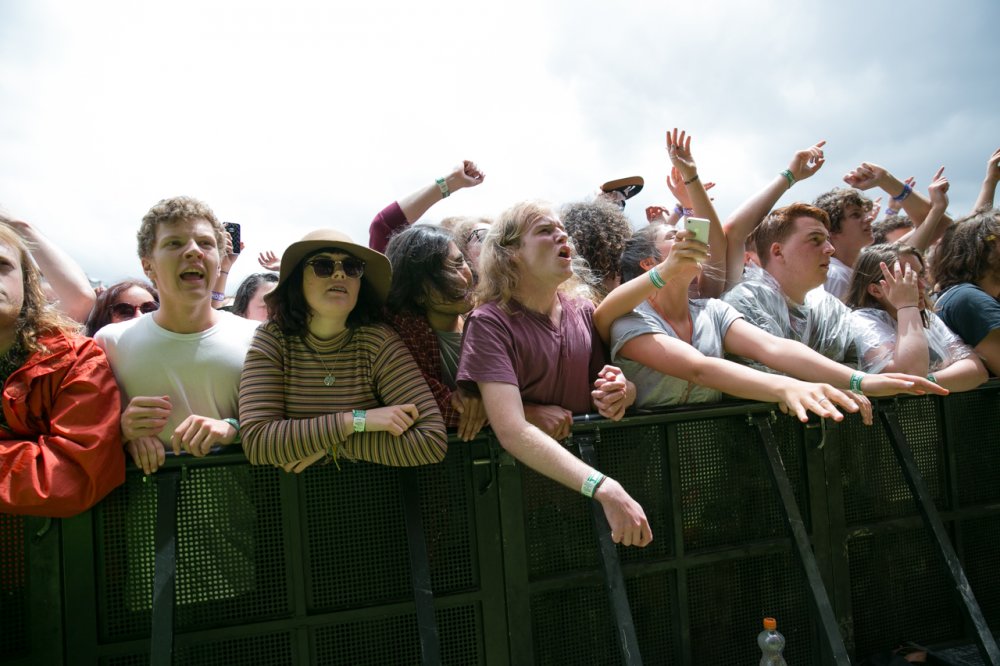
1, 0, 998, 288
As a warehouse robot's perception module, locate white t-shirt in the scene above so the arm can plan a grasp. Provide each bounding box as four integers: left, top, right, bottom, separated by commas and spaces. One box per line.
96, 312, 260, 445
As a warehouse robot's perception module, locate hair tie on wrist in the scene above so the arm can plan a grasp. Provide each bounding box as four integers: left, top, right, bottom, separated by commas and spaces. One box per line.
683, 173, 699, 186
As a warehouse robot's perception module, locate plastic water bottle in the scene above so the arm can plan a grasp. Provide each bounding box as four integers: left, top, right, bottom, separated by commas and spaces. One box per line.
758, 617, 787, 665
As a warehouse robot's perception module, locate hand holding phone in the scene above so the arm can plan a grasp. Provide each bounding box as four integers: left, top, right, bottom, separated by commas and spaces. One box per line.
223, 222, 241, 254
683, 217, 710, 242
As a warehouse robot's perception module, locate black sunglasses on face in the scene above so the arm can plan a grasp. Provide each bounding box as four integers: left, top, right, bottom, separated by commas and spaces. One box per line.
307, 257, 365, 279
111, 301, 159, 318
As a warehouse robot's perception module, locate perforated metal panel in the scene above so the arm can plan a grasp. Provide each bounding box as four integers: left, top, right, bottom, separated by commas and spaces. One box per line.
97, 465, 289, 642
678, 415, 805, 551
847, 528, 961, 656
688, 552, 812, 664
840, 398, 946, 526
949, 390, 1000, 507
100, 631, 294, 665
417, 454, 477, 594
959, 515, 1000, 629
0, 513, 26, 660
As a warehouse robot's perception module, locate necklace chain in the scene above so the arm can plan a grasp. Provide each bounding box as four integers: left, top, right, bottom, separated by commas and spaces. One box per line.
310, 346, 336, 386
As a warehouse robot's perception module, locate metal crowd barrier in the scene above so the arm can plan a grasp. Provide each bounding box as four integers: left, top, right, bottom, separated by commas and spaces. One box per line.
2, 381, 999, 665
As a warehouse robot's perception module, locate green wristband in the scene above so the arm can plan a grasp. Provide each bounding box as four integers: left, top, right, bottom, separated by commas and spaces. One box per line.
780, 169, 796, 188
581, 471, 606, 498
648, 268, 666, 289
223, 417, 241, 444
849, 371, 866, 394
352, 409, 366, 433
435, 177, 450, 198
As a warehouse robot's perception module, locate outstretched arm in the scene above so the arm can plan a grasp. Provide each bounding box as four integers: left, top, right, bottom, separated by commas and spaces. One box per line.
896, 167, 951, 252
844, 161, 953, 232
369, 160, 485, 251
723, 140, 826, 291
0, 213, 97, 323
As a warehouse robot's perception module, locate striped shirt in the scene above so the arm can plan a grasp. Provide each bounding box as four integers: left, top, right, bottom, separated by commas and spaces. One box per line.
239, 322, 447, 467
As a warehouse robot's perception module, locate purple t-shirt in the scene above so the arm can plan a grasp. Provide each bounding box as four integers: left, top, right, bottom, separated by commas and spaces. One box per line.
457, 294, 608, 415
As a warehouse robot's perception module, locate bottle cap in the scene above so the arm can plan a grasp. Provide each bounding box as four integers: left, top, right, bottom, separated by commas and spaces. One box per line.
763, 617, 777, 631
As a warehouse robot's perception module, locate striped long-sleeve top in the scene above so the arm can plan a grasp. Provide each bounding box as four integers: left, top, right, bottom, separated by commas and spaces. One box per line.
238, 321, 447, 467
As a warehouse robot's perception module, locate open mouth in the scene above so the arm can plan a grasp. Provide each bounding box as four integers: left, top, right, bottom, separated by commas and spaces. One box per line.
180, 269, 204, 282
327, 285, 349, 294
557, 246, 571, 259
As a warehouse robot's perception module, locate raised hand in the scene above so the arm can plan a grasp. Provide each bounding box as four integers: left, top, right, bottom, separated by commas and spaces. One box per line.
985, 147, 1000, 184
927, 166, 949, 208
667, 167, 716, 210
666, 128, 697, 180
843, 162, 888, 191
450, 160, 486, 190
645, 205, 670, 224
258, 250, 280, 272
879, 260, 921, 311
788, 140, 826, 182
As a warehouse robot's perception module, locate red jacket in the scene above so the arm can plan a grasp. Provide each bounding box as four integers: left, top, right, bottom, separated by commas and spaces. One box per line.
0, 331, 124, 518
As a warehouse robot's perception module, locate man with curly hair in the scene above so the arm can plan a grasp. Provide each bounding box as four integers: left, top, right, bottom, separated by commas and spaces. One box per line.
812, 187, 874, 299
0, 222, 124, 517
562, 199, 633, 300
96, 196, 259, 474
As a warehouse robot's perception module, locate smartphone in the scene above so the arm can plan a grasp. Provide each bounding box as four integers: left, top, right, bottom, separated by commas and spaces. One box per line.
224, 222, 241, 254
684, 217, 710, 242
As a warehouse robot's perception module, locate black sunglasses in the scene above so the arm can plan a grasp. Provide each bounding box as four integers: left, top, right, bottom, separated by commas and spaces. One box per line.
111, 301, 159, 318
307, 257, 365, 279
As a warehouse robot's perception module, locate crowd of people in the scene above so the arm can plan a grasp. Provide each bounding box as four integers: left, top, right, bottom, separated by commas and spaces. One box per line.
2, 134, 998, 551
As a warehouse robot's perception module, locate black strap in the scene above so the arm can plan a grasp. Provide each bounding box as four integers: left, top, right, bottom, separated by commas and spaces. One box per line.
752, 415, 852, 665
879, 407, 1000, 665
576, 432, 643, 666
150, 471, 180, 666
399, 468, 441, 665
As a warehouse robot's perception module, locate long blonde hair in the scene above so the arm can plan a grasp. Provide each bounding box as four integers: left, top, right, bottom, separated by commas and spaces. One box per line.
475, 201, 595, 311
0, 223, 80, 354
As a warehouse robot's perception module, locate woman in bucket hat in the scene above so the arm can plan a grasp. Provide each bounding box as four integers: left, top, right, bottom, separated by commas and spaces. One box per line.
238, 229, 447, 472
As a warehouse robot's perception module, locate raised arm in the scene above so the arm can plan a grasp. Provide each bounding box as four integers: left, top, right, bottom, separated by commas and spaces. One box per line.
369, 160, 485, 252
974, 147, 1000, 213
1, 214, 96, 323
479, 380, 651, 547
666, 129, 726, 297
723, 140, 826, 291
844, 162, 953, 233
0, 338, 124, 517
896, 168, 951, 252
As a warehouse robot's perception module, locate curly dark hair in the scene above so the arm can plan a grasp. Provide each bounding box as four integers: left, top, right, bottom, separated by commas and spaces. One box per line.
232, 272, 277, 318
932, 209, 1000, 291
385, 225, 467, 315
137, 196, 225, 259
872, 214, 913, 245
812, 188, 873, 234
264, 248, 383, 336
561, 199, 633, 296
85, 278, 159, 337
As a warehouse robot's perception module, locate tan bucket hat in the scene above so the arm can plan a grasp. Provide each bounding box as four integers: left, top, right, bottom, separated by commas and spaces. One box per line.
277, 229, 392, 304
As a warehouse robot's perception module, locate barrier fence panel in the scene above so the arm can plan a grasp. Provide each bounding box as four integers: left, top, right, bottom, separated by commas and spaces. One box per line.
3, 382, 999, 664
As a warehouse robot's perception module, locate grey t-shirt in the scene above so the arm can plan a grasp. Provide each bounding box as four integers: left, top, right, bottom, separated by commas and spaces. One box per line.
610, 298, 743, 408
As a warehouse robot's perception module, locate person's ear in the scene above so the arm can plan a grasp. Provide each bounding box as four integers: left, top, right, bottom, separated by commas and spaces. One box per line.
770, 242, 783, 260
141, 257, 156, 285
867, 282, 884, 300
638, 256, 657, 272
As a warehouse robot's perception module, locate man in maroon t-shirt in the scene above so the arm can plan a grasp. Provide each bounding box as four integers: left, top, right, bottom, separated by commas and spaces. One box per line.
457, 201, 651, 548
